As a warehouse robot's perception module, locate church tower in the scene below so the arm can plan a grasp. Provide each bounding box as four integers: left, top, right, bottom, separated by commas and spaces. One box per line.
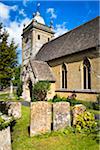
22, 5, 54, 66
21, 5, 54, 101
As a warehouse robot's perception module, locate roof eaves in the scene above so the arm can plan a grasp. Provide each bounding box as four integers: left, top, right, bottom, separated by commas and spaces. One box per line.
46, 46, 97, 62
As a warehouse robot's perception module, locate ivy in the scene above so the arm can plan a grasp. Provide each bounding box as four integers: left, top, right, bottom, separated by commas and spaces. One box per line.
0, 116, 15, 131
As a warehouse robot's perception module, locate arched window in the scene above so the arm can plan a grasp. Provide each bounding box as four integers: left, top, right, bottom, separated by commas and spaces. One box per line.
83, 57, 91, 89
38, 35, 40, 40
62, 63, 67, 88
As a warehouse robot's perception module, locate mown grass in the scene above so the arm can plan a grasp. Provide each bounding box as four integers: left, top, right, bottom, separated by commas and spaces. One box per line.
11, 105, 99, 150
0, 93, 10, 101
88, 109, 100, 115
0, 93, 23, 101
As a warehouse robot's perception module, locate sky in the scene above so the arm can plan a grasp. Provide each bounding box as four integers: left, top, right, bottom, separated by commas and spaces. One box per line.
0, 0, 99, 64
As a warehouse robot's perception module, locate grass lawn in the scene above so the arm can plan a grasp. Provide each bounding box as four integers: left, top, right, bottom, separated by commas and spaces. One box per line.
0, 93, 11, 101
11, 105, 99, 150
0, 93, 23, 101
88, 109, 100, 115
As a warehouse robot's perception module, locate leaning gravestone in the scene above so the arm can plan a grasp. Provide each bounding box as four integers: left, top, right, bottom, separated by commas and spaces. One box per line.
72, 104, 86, 125
0, 127, 12, 150
53, 102, 71, 130
30, 102, 52, 136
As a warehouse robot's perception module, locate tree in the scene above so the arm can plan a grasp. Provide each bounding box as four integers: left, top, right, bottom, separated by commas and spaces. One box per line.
13, 65, 23, 99
0, 23, 18, 89
13, 65, 21, 86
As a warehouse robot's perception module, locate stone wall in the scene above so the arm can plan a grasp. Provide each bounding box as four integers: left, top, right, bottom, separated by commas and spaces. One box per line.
0, 127, 12, 150
47, 82, 55, 100
48, 50, 100, 102
55, 91, 98, 102
30, 102, 52, 136
53, 102, 71, 130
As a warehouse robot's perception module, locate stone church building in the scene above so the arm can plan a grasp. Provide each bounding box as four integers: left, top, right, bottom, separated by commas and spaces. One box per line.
21, 9, 100, 101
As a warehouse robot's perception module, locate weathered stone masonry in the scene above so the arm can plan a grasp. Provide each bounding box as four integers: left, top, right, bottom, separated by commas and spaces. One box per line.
0, 127, 12, 150
30, 102, 71, 136
0, 102, 21, 119
53, 102, 71, 131
30, 102, 52, 136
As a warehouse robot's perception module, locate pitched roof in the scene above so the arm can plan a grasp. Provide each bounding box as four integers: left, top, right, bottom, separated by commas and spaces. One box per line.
30, 60, 55, 82
35, 16, 99, 62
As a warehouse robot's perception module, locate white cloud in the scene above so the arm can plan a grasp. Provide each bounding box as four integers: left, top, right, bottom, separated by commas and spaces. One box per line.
54, 22, 68, 38
19, 9, 27, 17
23, 0, 29, 7
0, 2, 10, 19
0, 2, 30, 49
0, 2, 18, 20
47, 8, 57, 19
11, 5, 18, 11
0, 2, 31, 64
5, 18, 31, 49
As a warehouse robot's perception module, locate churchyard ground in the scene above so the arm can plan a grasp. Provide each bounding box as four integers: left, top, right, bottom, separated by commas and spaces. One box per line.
11, 105, 99, 150
0, 92, 23, 101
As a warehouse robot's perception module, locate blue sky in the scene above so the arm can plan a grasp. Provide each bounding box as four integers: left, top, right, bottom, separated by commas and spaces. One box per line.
0, 0, 99, 64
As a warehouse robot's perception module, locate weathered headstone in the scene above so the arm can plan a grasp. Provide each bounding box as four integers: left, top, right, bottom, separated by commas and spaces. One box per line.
72, 104, 86, 125
0, 127, 12, 150
0, 102, 21, 119
30, 102, 52, 136
7, 102, 21, 119
53, 102, 71, 130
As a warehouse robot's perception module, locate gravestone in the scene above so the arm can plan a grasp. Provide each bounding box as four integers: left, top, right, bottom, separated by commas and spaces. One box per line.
72, 104, 86, 125
0, 127, 12, 150
53, 102, 71, 130
0, 102, 21, 119
30, 102, 52, 136
7, 102, 21, 119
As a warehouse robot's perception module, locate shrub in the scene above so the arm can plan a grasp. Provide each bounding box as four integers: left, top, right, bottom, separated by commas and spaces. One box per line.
74, 111, 97, 133
0, 102, 11, 115
59, 126, 76, 135
67, 98, 93, 109
92, 94, 100, 110
49, 95, 97, 110
50, 94, 66, 102
50, 96, 80, 105
0, 116, 15, 130
0, 116, 4, 124
49, 94, 81, 105
32, 81, 50, 101
66, 98, 81, 106
97, 94, 100, 104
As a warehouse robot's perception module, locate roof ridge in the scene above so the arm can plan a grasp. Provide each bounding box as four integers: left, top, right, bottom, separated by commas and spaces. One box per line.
36, 16, 99, 58
31, 59, 47, 64
36, 16, 99, 61
48, 16, 99, 44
